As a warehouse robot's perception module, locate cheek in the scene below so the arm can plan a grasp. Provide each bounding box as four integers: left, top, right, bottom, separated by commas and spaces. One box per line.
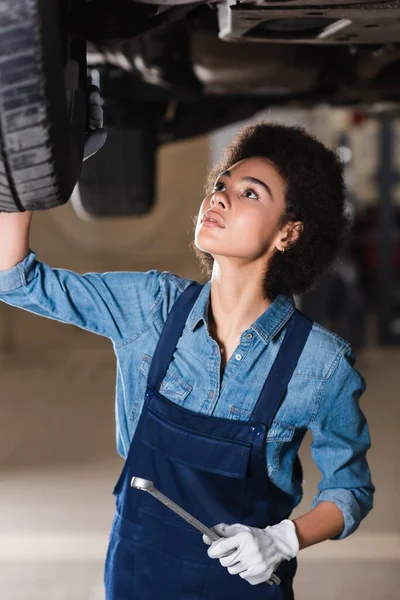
234, 211, 264, 238
235, 212, 278, 251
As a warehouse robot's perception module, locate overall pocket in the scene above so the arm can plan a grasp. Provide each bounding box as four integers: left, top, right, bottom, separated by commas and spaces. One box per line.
137, 405, 252, 529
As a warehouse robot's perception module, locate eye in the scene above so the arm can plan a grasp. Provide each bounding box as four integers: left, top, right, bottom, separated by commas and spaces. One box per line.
213, 180, 226, 192
242, 188, 259, 200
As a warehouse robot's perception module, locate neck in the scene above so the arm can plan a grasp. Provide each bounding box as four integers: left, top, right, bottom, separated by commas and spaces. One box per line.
208, 262, 272, 339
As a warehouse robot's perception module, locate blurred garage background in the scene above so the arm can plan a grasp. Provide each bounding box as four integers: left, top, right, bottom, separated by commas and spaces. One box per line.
0, 106, 399, 599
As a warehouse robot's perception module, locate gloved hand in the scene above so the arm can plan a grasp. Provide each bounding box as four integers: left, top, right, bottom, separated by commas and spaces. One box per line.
203, 520, 299, 586
83, 85, 107, 162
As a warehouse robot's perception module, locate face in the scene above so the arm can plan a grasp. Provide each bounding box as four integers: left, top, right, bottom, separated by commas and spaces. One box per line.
195, 157, 291, 266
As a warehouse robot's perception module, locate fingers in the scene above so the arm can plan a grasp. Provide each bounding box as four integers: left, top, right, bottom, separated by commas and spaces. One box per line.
205, 523, 251, 559
88, 84, 100, 97
87, 85, 104, 130
203, 522, 281, 586
88, 104, 103, 127
219, 547, 241, 568
227, 561, 245, 576
207, 534, 241, 559
240, 569, 273, 586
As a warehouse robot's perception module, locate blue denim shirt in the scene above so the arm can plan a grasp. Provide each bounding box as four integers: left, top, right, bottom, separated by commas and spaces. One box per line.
0, 250, 374, 539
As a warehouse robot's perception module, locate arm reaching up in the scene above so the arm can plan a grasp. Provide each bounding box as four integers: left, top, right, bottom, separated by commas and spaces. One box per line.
0, 211, 33, 270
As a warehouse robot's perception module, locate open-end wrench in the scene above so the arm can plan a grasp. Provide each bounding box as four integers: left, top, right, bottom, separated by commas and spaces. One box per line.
131, 476, 281, 586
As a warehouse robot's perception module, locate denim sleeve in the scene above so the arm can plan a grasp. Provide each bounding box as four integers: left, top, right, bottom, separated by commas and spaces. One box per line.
0, 250, 163, 343
309, 346, 375, 540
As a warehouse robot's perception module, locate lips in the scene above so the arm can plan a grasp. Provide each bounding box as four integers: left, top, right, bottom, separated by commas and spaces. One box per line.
202, 210, 224, 227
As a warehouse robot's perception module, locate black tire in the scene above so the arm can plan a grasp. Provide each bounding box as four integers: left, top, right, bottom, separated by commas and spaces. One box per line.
0, 0, 86, 212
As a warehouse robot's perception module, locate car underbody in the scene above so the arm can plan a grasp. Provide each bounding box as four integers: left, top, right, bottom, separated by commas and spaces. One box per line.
85, 0, 400, 108
1, 0, 400, 215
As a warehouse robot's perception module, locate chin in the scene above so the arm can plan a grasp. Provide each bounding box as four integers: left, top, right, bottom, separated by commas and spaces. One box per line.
194, 240, 214, 255
194, 231, 219, 254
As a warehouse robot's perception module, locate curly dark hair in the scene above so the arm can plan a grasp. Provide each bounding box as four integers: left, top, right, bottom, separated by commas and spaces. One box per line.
191, 122, 349, 300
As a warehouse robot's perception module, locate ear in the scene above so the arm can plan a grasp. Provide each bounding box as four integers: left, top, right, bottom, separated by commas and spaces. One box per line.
276, 221, 303, 252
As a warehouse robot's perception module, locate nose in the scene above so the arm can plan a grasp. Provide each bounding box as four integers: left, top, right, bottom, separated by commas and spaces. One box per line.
210, 190, 229, 210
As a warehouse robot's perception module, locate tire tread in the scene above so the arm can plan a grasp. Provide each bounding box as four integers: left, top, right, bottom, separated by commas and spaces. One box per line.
0, 0, 68, 212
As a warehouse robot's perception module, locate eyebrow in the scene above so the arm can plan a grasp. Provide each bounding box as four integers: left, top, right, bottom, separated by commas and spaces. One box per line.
219, 170, 274, 200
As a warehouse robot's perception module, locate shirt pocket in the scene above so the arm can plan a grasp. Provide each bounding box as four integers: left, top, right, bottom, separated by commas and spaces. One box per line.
131, 354, 193, 421
265, 419, 296, 478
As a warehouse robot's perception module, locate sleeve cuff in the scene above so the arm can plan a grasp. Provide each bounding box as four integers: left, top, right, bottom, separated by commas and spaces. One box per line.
311, 489, 361, 540
0, 250, 36, 292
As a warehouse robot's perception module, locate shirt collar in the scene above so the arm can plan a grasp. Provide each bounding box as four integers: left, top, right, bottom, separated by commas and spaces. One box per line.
186, 281, 295, 344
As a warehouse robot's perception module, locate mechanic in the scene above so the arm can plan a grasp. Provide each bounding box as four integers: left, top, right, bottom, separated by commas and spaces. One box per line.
0, 96, 374, 599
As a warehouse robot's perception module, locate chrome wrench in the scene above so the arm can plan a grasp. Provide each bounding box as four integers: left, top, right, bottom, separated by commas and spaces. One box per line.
131, 476, 281, 586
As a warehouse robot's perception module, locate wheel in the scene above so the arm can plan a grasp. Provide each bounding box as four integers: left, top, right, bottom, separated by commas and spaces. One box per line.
0, 0, 86, 212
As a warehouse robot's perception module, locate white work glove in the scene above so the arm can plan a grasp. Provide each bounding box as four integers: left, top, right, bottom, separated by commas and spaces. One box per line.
203, 520, 299, 586
83, 85, 107, 162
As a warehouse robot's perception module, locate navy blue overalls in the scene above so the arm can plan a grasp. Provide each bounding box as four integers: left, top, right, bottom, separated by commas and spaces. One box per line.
105, 283, 312, 600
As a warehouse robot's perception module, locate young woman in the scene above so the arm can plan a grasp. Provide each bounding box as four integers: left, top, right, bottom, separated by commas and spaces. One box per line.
0, 123, 374, 600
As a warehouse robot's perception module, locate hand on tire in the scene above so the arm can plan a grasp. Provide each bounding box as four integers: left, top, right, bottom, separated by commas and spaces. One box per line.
84, 85, 107, 162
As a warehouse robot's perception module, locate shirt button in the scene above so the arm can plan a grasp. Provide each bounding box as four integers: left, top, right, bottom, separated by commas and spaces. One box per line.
235, 353, 242, 361
246, 333, 253, 340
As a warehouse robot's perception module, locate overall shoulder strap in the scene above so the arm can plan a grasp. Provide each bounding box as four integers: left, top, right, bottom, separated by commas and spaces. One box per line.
147, 283, 203, 392
251, 310, 313, 426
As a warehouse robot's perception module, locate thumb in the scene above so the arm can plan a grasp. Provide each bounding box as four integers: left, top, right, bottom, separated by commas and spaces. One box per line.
202, 523, 230, 545
83, 129, 107, 162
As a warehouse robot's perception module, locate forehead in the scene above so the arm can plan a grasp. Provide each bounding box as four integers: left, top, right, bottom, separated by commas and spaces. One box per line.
227, 156, 281, 179
221, 157, 285, 193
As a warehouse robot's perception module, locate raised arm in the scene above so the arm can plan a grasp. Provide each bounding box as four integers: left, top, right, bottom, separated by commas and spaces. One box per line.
0, 211, 33, 270
0, 212, 164, 343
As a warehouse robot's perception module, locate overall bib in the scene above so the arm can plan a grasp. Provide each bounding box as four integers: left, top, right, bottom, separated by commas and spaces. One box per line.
105, 283, 312, 600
